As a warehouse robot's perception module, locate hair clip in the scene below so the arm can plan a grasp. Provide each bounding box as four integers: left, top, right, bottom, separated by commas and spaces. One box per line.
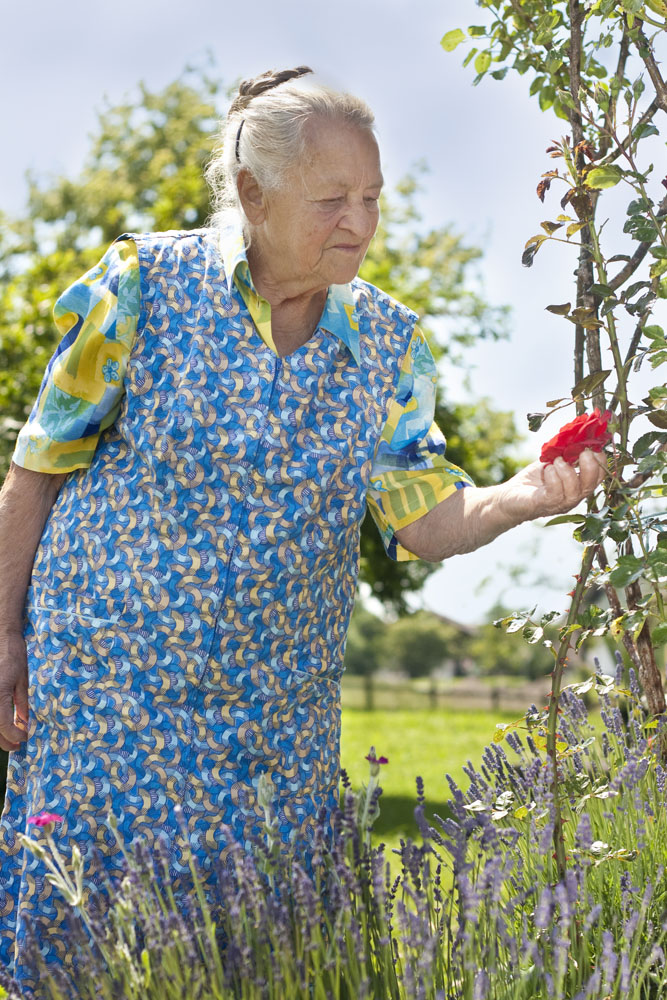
235, 120, 245, 163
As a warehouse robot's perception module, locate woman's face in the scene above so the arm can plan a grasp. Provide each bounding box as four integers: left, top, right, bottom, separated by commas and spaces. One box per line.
247, 117, 383, 292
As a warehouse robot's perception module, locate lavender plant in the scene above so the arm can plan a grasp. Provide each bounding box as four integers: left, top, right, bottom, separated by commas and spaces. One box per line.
7, 685, 667, 1000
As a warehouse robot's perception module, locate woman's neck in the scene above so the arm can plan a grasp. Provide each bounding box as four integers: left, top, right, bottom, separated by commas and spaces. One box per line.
246, 246, 328, 357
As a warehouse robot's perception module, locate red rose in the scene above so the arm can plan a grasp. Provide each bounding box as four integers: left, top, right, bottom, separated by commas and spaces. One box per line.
540, 409, 612, 465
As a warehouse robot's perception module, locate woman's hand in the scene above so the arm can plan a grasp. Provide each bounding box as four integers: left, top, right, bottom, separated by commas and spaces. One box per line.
493, 449, 607, 523
0, 631, 28, 751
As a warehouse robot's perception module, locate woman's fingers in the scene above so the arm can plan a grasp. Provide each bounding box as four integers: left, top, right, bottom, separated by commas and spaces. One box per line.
544, 457, 577, 504
578, 448, 607, 493
542, 449, 606, 513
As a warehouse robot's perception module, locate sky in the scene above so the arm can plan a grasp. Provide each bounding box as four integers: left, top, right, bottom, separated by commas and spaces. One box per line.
2, 0, 664, 624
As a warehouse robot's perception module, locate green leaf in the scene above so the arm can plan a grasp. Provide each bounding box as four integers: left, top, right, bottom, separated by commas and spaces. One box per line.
527, 412, 547, 431
634, 123, 660, 139
644, 325, 666, 343
522, 235, 547, 267
648, 410, 667, 429
467, 25, 487, 37
633, 430, 665, 458
545, 513, 586, 526
462, 47, 478, 68
585, 164, 624, 189
546, 302, 571, 316
652, 623, 667, 646
538, 86, 555, 112
647, 549, 667, 582
530, 75, 546, 97
441, 28, 467, 51
556, 89, 576, 110
474, 51, 492, 74
609, 554, 645, 588
627, 198, 651, 216
569, 307, 603, 329
571, 677, 594, 696
623, 216, 657, 242
649, 384, 667, 405
571, 369, 612, 397
506, 619, 526, 634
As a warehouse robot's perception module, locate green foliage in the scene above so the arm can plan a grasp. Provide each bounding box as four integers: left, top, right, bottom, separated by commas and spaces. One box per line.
0, 68, 223, 472
383, 610, 468, 678
474, 605, 555, 678
343, 603, 387, 677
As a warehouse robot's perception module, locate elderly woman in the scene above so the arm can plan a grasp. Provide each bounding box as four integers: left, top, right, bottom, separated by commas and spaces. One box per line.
0, 67, 604, 981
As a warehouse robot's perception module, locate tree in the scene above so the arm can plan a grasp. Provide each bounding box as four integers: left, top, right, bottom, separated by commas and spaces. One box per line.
469, 605, 554, 680
343, 603, 388, 710
0, 65, 520, 610
384, 611, 469, 679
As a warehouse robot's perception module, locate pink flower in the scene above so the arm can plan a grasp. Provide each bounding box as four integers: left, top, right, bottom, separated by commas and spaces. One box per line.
365, 749, 389, 778
27, 812, 64, 828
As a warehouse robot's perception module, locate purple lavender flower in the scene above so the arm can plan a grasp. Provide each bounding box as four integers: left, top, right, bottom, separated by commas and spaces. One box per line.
576, 813, 593, 851
473, 969, 490, 999
534, 887, 553, 930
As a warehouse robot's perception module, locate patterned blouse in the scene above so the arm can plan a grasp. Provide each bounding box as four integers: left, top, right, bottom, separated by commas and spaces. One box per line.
13, 223, 473, 560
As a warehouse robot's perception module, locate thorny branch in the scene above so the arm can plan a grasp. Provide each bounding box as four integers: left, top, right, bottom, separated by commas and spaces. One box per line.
597, 544, 648, 677
569, 0, 604, 408
599, 29, 630, 158
608, 240, 652, 292
631, 21, 667, 115
600, 99, 660, 167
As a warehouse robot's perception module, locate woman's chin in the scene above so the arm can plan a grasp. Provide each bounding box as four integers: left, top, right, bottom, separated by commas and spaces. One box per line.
327, 260, 363, 286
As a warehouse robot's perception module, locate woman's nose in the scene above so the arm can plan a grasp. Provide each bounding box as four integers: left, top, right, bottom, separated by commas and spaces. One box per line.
339, 200, 376, 240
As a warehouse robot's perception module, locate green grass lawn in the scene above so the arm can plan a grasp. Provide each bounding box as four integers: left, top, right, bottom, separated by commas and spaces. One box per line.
340, 705, 521, 854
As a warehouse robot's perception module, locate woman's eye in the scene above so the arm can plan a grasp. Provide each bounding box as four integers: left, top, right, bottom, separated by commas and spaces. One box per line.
321, 197, 344, 206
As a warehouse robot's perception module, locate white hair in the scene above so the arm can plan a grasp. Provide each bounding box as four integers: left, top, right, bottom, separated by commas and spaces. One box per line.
205, 68, 376, 234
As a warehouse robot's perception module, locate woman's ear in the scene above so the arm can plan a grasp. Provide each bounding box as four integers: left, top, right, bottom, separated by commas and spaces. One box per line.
237, 169, 266, 225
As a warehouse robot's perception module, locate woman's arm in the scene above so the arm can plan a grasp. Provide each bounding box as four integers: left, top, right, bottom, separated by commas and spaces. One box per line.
0, 463, 67, 750
395, 450, 605, 562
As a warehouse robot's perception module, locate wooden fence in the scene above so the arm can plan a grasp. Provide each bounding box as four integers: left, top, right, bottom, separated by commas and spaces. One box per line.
341, 674, 552, 713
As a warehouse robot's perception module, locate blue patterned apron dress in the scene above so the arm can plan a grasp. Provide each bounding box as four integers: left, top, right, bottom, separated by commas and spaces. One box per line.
0, 230, 416, 984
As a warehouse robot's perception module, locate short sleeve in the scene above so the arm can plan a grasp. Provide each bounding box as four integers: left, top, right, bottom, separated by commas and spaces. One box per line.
367, 326, 474, 562
12, 238, 140, 474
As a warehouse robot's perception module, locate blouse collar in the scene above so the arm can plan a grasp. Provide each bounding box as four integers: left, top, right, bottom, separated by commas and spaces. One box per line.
218, 222, 362, 366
